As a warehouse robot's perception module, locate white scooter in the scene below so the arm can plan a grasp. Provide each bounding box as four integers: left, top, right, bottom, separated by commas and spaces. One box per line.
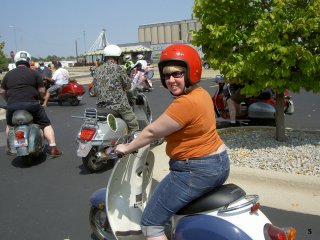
88, 140, 297, 239
74, 90, 152, 173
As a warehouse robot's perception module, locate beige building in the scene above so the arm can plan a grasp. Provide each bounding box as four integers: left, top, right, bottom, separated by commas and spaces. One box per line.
138, 19, 203, 62
138, 19, 200, 44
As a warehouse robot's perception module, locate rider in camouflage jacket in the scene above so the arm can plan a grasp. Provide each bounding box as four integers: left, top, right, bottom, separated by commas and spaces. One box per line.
94, 45, 139, 132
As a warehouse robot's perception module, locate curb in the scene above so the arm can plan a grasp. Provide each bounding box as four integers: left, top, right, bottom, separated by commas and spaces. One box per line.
150, 132, 320, 216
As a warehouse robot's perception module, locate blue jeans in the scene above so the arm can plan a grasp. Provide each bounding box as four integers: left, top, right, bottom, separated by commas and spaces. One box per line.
141, 150, 230, 238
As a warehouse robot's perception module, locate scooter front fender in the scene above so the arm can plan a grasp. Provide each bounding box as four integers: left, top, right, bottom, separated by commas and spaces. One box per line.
174, 214, 251, 240
90, 188, 107, 208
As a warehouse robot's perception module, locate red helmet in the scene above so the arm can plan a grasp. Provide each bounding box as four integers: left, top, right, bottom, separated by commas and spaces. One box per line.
158, 44, 202, 88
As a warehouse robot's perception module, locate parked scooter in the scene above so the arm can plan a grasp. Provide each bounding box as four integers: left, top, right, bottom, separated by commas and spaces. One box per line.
212, 74, 294, 125
74, 90, 152, 173
0, 105, 45, 165
43, 78, 85, 106
88, 142, 297, 240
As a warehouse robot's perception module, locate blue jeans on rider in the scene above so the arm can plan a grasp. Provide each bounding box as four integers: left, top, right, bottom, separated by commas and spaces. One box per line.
140, 150, 230, 238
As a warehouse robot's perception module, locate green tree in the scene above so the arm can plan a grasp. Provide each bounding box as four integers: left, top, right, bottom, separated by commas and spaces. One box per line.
193, 0, 320, 141
0, 41, 9, 72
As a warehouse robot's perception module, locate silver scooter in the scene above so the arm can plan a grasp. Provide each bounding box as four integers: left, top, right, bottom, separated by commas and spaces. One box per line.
74, 91, 152, 173
1, 105, 45, 165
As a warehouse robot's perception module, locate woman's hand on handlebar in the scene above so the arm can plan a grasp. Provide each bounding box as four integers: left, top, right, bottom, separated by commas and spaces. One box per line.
114, 144, 128, 158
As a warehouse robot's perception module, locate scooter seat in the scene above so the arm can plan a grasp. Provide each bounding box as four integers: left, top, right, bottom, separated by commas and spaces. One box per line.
176, 184, 246, 215
97, 107, 121, 118
12, 110, 33, 125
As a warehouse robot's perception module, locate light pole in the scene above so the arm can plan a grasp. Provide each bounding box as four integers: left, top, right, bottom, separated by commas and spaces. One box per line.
83, 30, 87, 53
9, 25, 17, 53
75, 40, 79, 63
83, 30, 87, 65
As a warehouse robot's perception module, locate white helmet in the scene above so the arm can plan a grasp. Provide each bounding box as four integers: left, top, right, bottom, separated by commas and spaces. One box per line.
124, 54, 131, 61
103, 44, 122, 57
137, 54, 144, 60
14, 51, 32, 66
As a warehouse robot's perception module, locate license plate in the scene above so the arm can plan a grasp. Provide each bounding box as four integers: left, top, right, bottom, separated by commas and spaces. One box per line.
77, 142, 91, 157
14, 139, 28, 147
77, 96, 83, 100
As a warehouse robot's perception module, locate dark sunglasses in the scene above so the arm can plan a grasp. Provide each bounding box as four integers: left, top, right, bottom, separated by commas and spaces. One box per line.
163, 71, 184, 79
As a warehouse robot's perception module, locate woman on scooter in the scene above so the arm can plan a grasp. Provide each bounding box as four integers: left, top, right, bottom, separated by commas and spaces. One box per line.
115, 44, 230, 240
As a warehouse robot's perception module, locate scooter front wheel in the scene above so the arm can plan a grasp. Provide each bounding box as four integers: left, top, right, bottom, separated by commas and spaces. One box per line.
89, 206, 116, 240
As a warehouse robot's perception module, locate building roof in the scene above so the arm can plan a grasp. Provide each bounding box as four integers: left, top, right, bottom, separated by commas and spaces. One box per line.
83, 45, 152, 56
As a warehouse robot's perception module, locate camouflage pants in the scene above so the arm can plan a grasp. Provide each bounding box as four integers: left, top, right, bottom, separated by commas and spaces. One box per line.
118, 106, 139, 132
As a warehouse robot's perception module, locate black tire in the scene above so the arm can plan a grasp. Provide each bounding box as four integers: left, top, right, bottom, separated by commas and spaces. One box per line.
69, 98, 80, 106
89, 87, 96, 97
82, 149, 104, 173
89, 206, 116, 240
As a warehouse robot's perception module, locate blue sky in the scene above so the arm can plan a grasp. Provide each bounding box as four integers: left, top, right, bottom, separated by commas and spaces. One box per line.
0, 0, 194, 58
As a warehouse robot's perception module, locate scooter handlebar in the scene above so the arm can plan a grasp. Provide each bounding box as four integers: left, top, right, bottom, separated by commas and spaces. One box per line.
109, 145, 139, 159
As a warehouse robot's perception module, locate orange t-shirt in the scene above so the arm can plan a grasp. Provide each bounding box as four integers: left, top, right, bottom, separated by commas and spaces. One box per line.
165, 87, 223, 160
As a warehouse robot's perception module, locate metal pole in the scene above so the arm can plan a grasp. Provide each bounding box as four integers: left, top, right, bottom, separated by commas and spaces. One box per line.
75, 40, 78, 62
83, 30, 87, 53
83, 31, 87, 66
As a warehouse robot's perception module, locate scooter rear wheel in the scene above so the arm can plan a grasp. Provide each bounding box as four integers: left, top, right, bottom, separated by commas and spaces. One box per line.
82, 149, 104, 173
69, 98, 80, 106
89, 206, 116, 240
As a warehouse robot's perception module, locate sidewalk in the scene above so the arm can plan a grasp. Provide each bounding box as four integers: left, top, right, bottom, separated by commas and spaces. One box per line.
150, 141, 320, 216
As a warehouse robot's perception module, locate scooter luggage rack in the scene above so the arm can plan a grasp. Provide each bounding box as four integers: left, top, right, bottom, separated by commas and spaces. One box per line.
218, 194, 259, 213
84, 108, 109, 122
84, 108, 98, 119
